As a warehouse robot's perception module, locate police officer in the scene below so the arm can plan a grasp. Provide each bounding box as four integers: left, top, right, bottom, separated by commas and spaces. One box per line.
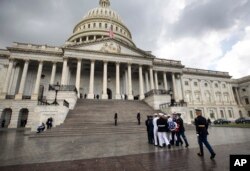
195, 109, 216, 159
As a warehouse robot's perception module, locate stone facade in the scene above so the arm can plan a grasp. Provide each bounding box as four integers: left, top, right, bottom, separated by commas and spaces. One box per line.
0, 0, 250, 129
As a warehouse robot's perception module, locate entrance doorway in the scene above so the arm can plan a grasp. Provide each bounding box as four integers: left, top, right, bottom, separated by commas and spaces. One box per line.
18, 108, 29, 128
1, 108, 12, 128
107, 88, 112, 99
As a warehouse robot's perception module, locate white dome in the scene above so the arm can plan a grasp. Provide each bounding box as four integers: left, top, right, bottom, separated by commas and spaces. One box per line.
67, 0, 135, 47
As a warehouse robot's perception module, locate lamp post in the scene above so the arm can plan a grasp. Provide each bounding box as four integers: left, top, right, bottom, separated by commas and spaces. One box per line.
52, 83, 60, 105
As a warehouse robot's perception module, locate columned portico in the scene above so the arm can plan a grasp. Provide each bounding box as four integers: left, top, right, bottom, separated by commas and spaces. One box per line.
31, 61, 43, 100
15, 60, 29, 100
154, 71, 159, 90
139, 65, 145, 100
61, 58, 68, 85
50, 62, 57, 85
115, 62, 121, 99
0, 59, 14, 99
102, 61, 108, 99
127, 63, 133, 100
87, 60, 95, 99
149, 67, 154, 90
75, 59, 82, 98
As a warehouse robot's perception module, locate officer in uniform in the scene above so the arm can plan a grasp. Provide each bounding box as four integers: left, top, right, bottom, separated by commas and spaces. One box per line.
195, 109, 216, 159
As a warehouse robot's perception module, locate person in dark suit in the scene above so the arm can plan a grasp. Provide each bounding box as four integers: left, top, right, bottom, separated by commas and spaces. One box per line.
137, 112, 141, 125
145, 115, 154, 144
195, 109, 216, 159
114, 113, 118, 126
176, 113, 189, 147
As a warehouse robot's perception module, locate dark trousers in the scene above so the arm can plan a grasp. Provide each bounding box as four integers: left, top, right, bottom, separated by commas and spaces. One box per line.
198, 135, 215, 155
176, 131, 189, 146
147, 129, 154, 144
137, 119, 140, 125
115, 119, 117, 126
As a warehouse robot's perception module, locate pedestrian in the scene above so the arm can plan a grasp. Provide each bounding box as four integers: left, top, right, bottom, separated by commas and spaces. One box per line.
168, 116, 177, 145
157, 113, 171, 149
195, 109, 216, 159
1, 119, 5, 128
145, 115, 154, 144
114, 113, 118, 126
137, 112, 141, 125
176, 113, 189, 147
153, 113, 159, 146
207, 118, 212, 126
37, 123, 45, 133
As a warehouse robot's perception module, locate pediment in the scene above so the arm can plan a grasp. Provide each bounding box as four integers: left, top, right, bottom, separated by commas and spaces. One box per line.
66, 40, 150, 57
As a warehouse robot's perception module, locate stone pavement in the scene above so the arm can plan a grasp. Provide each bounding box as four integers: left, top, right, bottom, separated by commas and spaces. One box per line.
0, 127, 250, 171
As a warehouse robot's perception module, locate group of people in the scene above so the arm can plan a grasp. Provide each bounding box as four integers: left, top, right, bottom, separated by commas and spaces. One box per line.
37, 117, 53, 133
145, 112, 189, 149
145, 109, 216, 159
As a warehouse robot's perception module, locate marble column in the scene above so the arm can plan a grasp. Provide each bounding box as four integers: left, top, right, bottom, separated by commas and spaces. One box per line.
102, 61, 108, 99
127, 64, 134, 100
115, 62, 121, 99
0, 59, 14, 99
180, 74, 185, 100
163, 72, 168, 91
31, 61, 43, 100
227, 84, 236, 104
87, 60, 95, 99
235, 87, 242, 106
198, 80, 205, 104
149, 67, 155, 90
61, 58, 68, 85
210, 81, 216, 104
139, 65, 145, 100
125, 70, 128, 95
145, 72, 150, 92
15, 60, 29, 100
50, 62, 57, 85
172, 73, 178, 101
75, 59, 82, 98
154, 71, 159, 90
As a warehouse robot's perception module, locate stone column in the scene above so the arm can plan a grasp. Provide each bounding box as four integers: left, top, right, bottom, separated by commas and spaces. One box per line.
61, 58, 68, 85
31, 61, 43, 100
15, 60, 29, 100
172, 73, 178, 101
198, 80, 205, 104
139, 65, 145, 100
0, 59, 14, 99
189, 79, 195, 103
75, 59, 82, 98
154, 71, 159, 90
227, 83, 236, 104
50, 62, 57, 85
219, 82, 224, 103
163, 72, 168, 91
149, 67, 155, 90
180, 74, 185, 100
235, 87, 242, 106
145, 72, 150, 92
87, 60, 95, 99
127, 63, 134, 100
125, 70, 128, 95
102, 61, 108, 99
115, 62, 121, 99
210, 81, 216, 104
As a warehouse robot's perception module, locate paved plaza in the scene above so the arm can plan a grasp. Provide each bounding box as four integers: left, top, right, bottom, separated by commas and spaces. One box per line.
0, 127, 250, 170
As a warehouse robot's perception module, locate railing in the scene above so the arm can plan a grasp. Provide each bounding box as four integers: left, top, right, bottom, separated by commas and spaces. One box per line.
145, 89, 169, 98
63, 100, 69, 108
160, 100, 188, 109
49, 84, 77, 94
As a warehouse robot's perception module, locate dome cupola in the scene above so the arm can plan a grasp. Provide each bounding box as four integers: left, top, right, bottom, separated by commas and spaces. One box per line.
66, 0, 135, 47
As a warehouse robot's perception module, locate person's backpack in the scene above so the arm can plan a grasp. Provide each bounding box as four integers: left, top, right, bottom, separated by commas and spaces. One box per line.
168, 121, 176, 131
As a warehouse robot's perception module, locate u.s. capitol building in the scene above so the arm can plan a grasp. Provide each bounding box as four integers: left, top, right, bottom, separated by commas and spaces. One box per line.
0, 0, 249, 131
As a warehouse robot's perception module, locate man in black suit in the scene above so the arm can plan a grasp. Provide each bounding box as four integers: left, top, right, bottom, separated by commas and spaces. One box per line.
195, 109, 216, 159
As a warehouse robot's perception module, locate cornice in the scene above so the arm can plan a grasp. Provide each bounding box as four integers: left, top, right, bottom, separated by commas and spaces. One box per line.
183, 68, 231, 78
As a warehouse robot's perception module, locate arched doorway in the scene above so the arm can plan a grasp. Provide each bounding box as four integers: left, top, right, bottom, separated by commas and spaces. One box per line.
1, 108, 12, 128
18, 108, 29, 128
107, 88, 112, 99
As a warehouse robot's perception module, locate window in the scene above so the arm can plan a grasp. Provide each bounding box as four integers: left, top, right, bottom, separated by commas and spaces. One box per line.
224, 93, 229, 102
239, 110, 243, 117
242, 89, 246, 92
209, 110, 215, 119
248, 111, 250, 117
215, 83, 218, 88
93, 23, 96, 28
116, 26, 118, 31
220, 110, 224, 118
204, 83, 208, 87
222, 84, 226, 88
88, 24, 90, 28
185, 81, 189, 86
105, 23, 108, 29
245, 98, 249, 105
205, 92, 211, 102
216, 93, 222, 102
194, 82, 198, 86
99, 23, 102, 28
190, 111, 193, 119
228, 110, 233, 118
195, 92, 201, 102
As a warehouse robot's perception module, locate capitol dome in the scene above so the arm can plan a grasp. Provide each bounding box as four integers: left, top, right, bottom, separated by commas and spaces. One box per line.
67, 0, 135, 47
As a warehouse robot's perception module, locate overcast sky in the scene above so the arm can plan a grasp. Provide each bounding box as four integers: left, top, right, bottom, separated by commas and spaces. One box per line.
0, 0, 250, 78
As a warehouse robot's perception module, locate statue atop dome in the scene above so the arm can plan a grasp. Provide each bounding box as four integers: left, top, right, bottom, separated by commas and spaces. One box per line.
99, 0, 110, 8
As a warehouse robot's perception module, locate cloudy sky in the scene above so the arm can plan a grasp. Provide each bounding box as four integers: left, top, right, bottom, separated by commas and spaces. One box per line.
0, 0, 250, 79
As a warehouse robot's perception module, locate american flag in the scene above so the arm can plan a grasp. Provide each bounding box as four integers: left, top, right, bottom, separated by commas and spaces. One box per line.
109, 28, 114, 38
